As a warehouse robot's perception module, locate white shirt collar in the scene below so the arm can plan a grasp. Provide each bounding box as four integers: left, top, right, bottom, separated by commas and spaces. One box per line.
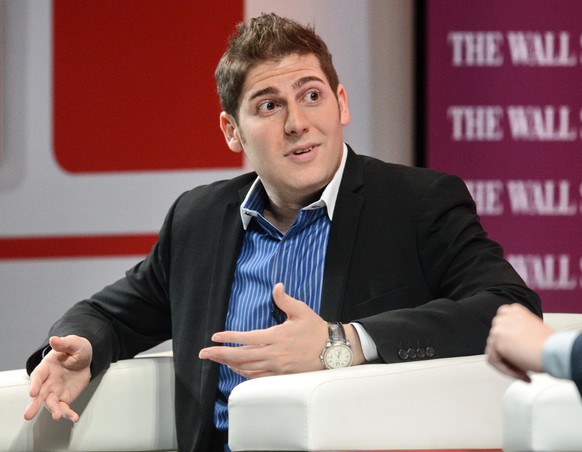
240, 144, 348, 229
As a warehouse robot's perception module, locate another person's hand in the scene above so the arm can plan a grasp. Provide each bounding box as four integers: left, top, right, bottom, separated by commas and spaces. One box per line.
486, 303, 553, 382
24, 335, 92, 422
199, 283, 365, 378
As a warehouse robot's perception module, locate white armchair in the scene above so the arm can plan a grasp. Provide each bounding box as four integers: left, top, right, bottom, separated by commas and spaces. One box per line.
1, 352, 513, 451
0, 353, 177, 451
1, 314, 580, 451
502, 374, 582, 452
501, 313, 582, 452
229, 354, 513, 451
228, 313, 582, 451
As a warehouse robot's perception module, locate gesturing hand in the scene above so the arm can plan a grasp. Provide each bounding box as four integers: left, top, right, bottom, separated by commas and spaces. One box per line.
24, 335, 92, 422
199, 283, 329, 378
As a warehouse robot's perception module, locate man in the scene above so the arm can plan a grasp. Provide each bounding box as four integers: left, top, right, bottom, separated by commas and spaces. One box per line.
487, 304, 582, 394
24, 13, 541, 451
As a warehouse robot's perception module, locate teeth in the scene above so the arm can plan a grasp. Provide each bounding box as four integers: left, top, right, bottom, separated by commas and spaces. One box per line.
293, 146, 312, 155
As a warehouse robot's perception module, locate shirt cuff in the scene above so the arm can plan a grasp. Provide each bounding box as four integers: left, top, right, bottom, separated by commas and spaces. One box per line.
351, 322, 379, 362
542, 330, 580, 379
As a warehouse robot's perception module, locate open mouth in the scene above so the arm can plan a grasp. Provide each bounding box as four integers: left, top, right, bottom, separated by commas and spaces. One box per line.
293, 146, 312, 155
290, 145, 316, 156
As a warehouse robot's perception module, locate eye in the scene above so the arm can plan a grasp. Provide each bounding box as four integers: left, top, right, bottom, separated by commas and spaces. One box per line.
304, 90, 320, 103
258, 100, 277, 113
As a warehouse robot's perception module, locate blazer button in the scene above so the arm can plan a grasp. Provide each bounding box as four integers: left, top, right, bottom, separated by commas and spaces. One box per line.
416, 348, 426, 359
407, 348, 417, 359
398, 349, 408, 360
425, 347, 435, 358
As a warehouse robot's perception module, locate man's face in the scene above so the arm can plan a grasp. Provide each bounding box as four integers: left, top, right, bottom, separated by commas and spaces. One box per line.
220, 53, 350, 207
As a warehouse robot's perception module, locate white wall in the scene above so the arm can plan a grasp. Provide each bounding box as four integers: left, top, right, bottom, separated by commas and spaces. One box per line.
0, 0, 415, 371
246, 0, 415, 165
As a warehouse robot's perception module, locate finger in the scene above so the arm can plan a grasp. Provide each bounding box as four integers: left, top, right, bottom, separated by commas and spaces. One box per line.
226, 358, 271, 372
272, 283, 292, 313
28, 366, 49, 398
45, 392, 64, 421
199, 345, 267, 367
49, 335, 80, 355
58, 401, 79, 423
23, 398, 43, 421
272, 283, 310, 319
485, 343, 499, 367
211, 329, 271, 345
230, 367, 272, 379
499, 362, 530, 382
496, 304, 511, 315
272, 282, 286, 300
489, 353, 529, 381
486, 343, 510, 374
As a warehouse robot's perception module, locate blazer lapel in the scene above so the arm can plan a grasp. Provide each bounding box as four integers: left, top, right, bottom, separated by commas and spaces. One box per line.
205, 200, 245, 329
199, 184, 250, 392
320, 148, 365, 321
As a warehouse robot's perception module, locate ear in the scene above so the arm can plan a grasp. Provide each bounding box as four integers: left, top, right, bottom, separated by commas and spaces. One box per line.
336, 84, 351, 126
219, 112, 243, 152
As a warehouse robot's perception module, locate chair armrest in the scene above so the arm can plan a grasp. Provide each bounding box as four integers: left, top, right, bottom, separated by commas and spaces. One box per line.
502, 373, 582, 452
228, 354, 513, 451
0, 354, 177, 451
543, 313, 582, 331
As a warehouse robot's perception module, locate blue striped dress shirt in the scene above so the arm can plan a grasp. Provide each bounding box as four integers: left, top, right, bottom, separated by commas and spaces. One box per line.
213, 146, 348, 431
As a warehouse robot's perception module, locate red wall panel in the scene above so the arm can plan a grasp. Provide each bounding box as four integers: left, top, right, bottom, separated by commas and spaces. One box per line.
53, 0, 244, 173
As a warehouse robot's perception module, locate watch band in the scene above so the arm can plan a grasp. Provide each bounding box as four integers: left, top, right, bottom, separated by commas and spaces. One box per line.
328, 322, 349, 344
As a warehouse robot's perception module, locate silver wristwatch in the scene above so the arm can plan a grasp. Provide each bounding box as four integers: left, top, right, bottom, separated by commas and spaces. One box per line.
320, 322, 353, 369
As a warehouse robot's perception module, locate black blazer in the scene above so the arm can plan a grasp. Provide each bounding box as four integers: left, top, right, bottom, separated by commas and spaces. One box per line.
28, 147, 541, 451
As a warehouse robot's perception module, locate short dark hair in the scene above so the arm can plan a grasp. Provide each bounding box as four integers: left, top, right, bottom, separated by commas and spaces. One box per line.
215, 13, 339, 119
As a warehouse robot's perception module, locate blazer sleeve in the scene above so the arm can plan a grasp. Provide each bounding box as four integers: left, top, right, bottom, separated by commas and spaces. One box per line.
357, 173, 542, 363
26, 194, 180, 377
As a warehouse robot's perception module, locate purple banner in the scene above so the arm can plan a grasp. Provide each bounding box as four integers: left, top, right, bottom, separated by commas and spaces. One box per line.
426, 0, 582, 312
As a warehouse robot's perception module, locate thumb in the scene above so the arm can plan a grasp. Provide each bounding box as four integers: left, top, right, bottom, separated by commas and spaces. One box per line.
49, 335, 81, 355
272, 283, 309, 319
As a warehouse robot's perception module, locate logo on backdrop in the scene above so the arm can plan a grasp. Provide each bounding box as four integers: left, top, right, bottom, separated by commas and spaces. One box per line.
426, 0, 582, 312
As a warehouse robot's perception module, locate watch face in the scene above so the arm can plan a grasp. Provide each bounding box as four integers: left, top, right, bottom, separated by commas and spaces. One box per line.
323, 344, 353, 369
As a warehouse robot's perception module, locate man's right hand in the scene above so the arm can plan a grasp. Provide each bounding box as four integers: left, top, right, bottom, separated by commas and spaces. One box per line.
24, 335, 92, 422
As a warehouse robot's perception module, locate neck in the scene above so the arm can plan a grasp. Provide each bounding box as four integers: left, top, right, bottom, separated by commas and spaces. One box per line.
263, 205, 296, 233
263, 190, 322, 233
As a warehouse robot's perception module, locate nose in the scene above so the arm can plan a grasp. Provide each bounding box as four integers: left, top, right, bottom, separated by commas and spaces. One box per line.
284, 103, 309, 136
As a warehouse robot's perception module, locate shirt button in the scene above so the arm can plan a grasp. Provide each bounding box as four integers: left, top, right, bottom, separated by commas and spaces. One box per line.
398, 349, 408, 360
407, 348, 417, 359
425, 347, 435, 358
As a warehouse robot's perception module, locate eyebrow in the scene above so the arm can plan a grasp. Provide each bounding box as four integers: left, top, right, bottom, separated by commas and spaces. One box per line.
292, 75, 326, 90
249, 87, 278, 102
248, 76, 326, 102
